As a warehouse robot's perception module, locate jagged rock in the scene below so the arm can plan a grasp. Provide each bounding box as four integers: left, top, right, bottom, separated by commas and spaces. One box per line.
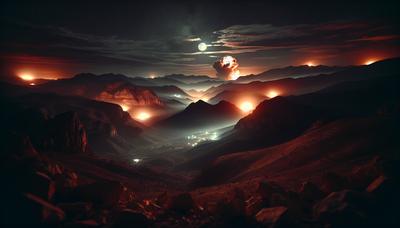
245, 196, 265, 216
50, 111, 87, 153
299, 181, 325, 203
72, 180, 123, 207
313, 190, 371, 227
167, 192, 195, 213
255, 206, 288, 227
58, 202, 92, 219
113, 209, 150, 228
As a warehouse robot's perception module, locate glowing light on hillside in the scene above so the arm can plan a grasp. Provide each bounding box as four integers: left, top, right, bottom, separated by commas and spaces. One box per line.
136, 112, 151, 121
19, 73, 35, 81
365, 59, 377, 65
120, 104, 129, 111
266, 90, 279, 98
306, 62, 315, 67
29, 83, 36, 86
149, 74, 156, 79
239, 101, 254, 113
132, 158, 141, 163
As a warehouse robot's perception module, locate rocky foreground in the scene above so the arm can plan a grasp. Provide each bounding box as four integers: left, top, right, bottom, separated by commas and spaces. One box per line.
1, 126, 399, 227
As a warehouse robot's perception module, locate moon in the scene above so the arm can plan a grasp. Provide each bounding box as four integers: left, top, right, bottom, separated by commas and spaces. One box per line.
198, 42, 207, 51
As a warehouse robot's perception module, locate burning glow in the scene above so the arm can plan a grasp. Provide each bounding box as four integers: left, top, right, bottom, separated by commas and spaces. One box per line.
306, 62, 315, 67
19, 73, 35, 81
120, 104, 130, 111
133, 158, 141, 163
29, 83, 36, 86
365, 59, 377, 65
266, 90, 279, 98
135, 112, 151, 121
198, 42, 207, 51
239, 101, 254, 113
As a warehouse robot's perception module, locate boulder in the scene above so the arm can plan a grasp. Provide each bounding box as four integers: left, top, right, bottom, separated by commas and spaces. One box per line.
313, 190, 371, 227
255, 206, 288, 227
113, 209, 150, 228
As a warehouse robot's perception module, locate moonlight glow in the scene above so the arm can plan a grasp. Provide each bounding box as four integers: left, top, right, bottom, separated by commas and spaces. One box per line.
198, 42, 207, 51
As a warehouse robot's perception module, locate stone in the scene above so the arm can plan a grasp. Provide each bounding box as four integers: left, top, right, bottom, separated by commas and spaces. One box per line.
255, 206, 288, 227
313, 190, 371, 227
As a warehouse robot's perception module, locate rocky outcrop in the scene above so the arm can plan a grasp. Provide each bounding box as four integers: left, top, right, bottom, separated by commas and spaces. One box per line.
96, 82, 162, 106
49, 111, 87, 154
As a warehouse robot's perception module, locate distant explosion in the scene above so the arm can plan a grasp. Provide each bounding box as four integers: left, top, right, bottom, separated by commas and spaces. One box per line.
213, 56, 240, 80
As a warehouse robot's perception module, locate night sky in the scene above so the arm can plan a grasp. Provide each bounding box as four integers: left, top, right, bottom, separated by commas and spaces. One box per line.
1, 0, 399, 79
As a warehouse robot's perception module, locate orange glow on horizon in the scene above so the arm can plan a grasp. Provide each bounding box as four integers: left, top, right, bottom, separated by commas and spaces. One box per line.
364, 59, 378, 65
120, 104, 130, 111
19, 73, 35, 81
266, 90, 279, 98
305, 61, 315, 67
239, 101, 254, 113
135, 112, 151, 121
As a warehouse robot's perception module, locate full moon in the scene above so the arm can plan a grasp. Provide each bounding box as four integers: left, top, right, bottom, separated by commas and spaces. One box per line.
198, 42, 207, 51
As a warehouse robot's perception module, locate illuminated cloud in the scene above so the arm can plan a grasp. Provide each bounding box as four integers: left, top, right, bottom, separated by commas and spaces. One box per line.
213, 56, 240, 80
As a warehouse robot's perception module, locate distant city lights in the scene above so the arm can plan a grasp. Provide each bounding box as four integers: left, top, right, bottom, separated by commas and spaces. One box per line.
186, 131, 218, 147
132, 158, 141, 163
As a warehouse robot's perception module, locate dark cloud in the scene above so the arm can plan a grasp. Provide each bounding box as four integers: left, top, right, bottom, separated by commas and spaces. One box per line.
1, 1, 399, 77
